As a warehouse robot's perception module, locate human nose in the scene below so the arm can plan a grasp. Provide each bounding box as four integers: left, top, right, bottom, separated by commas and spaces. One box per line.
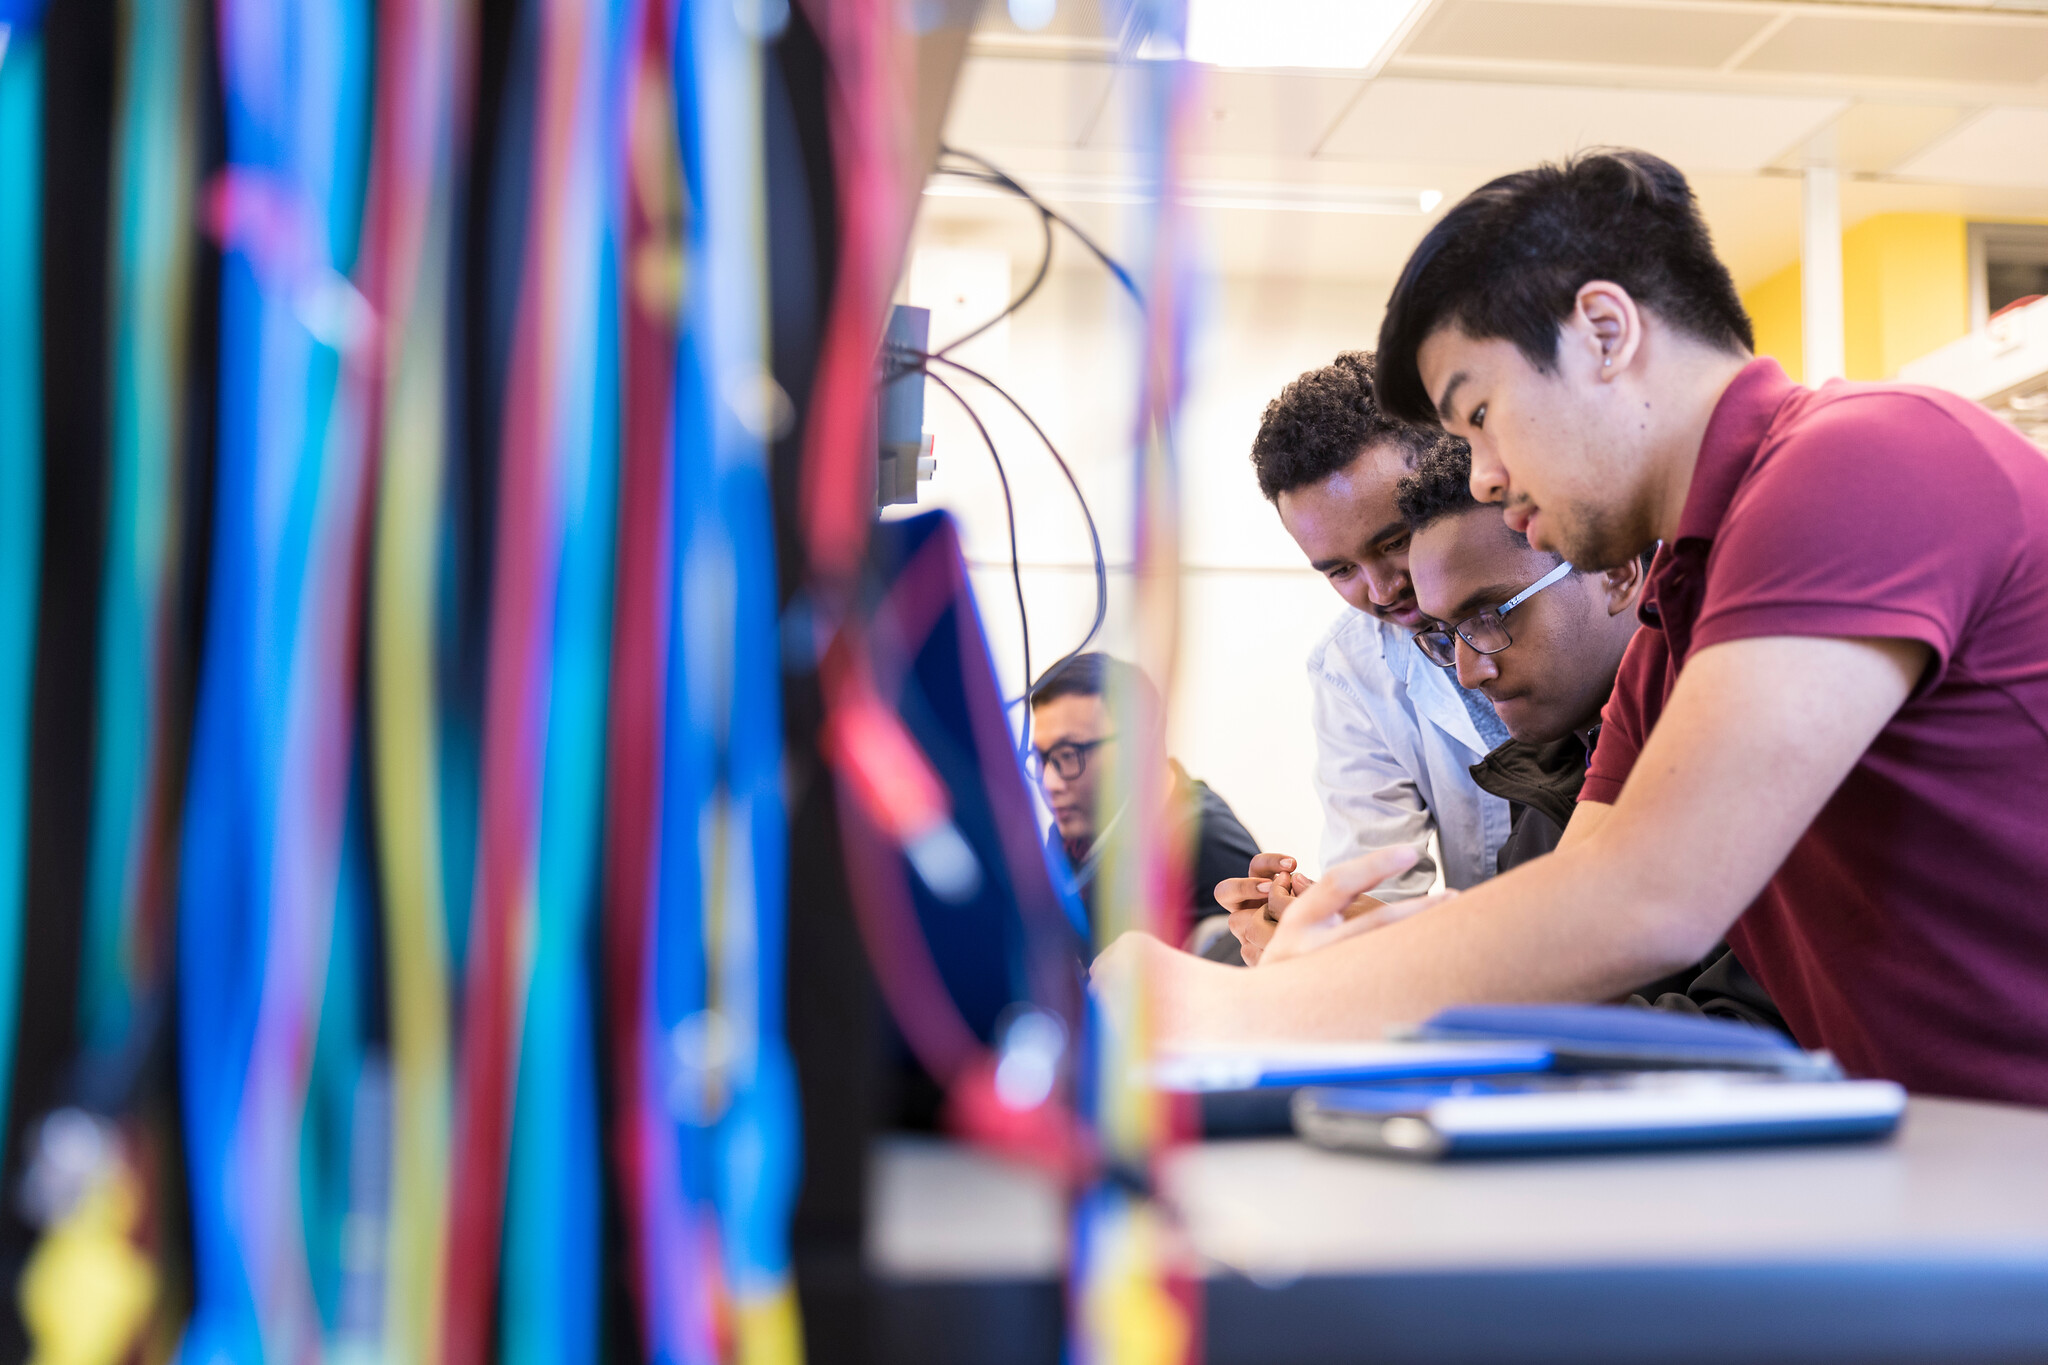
1453, 635, 1498, 691
1363, 562, 1409, 611
1468, 441, 1510, 505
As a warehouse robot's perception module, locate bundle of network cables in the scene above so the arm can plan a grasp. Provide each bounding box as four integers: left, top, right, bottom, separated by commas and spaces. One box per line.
0, 0, 1207, 1357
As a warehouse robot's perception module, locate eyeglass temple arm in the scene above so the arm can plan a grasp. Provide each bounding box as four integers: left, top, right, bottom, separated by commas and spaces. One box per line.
1498, 559, 1575, 616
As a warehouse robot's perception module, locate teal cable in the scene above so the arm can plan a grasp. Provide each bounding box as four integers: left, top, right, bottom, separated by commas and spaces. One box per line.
0, 20, 45, 1174
81, 0, 196, 1059
501, 2, 624, 1355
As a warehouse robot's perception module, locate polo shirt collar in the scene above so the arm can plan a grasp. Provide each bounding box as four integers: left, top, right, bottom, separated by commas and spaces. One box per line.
1675, 357, 1800, 546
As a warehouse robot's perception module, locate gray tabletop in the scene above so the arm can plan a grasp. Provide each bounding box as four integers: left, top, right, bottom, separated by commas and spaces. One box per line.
869, 1096, 2048, 1364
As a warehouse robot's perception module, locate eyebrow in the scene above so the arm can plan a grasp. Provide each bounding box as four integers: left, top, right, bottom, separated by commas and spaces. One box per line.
1310, 518, 1410, 575
1435, 372, 1469, 424
1367, 518, 1410, 549
1449, 581, 1527, 621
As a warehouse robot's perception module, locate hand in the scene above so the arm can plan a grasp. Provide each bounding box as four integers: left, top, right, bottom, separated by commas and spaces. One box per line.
1216, 852, 1300, 967
1261, 847, 1458, 967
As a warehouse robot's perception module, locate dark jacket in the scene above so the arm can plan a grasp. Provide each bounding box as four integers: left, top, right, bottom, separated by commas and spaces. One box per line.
1468, 731, 1590, 875
1469, 728, 1789, 1035
1050, 761, 1259, 961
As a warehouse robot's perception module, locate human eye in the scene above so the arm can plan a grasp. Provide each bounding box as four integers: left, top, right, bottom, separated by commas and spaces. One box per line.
1470, 402, 1487, 430
1381, 533, 1410, 555
1326, 564, 1354, 581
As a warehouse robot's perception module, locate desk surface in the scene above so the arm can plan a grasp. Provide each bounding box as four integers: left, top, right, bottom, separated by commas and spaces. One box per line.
870, 1096, 2048, 1364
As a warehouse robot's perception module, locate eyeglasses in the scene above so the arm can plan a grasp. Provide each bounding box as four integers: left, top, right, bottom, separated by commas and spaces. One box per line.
1028, 735, 1116, 785
1412, 560, 1574, 669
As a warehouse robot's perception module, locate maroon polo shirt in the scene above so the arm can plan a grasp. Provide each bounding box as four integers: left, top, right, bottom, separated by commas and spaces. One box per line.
1581, 358, 2048, 1105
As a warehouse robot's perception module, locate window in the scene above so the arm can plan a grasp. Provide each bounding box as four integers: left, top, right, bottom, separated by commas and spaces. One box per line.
1969, 223, 2048, 330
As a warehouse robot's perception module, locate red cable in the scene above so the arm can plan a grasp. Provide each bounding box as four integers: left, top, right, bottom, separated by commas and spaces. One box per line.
601, 2, 678, 1344
441, 0, 582, 1355
796, 0, 910, 584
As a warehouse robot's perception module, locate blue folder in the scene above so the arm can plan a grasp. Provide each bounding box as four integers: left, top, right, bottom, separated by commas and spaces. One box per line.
1407, 1004, 1840, 1078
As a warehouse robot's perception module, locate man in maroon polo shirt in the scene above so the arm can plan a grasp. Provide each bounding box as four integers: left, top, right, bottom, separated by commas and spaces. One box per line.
1094, 148, 2048, 1107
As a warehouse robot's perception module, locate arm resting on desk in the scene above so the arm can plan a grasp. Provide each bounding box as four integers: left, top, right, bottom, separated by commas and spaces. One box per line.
1101, 634, 1926, 1045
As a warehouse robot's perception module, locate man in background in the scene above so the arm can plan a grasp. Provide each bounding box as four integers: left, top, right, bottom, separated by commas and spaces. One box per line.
1219, 353, 1512, 963
1030, 653, 1258, 962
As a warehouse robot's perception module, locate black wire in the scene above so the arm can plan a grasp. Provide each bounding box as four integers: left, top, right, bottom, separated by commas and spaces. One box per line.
923, 370, 1031, 733
935, 145, 1143, 303
902, 146, 1137, 745
936, 192, 1054, 358
916, 351, 1107, 679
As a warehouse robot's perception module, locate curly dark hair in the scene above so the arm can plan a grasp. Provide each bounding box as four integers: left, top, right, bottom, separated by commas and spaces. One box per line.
1376, 149, 1753, 427
1395, 439, 1531, 544
1399, 442, 1654, 570
1250, 351, 1447, 502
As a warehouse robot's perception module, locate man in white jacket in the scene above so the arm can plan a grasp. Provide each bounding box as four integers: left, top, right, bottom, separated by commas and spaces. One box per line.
1221, 352, 1511, 963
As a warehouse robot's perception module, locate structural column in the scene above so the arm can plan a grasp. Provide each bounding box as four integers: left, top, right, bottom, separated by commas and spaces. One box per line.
1802, 161, 1846, 384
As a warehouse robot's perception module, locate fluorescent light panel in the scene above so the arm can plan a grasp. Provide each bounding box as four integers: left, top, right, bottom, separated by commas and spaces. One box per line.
1184, 0, 1430, 70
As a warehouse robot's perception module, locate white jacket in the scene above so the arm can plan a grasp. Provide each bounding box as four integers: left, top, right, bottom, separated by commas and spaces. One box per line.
1307, 608, 1513, 898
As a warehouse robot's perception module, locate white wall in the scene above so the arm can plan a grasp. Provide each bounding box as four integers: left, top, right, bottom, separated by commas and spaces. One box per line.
894, 265, 1394, 874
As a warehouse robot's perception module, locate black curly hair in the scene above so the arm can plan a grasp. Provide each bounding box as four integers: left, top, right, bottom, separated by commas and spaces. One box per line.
1399, 442, 1654, 570
1396, 440, 1536, 548
1250, 351, 1449, 502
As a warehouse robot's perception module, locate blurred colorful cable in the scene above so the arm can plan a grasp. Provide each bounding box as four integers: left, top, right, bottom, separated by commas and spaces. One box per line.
0, 0, 46, 1180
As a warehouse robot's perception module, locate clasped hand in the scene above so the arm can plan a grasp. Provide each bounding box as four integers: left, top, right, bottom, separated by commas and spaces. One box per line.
1214, 846, 1456, 966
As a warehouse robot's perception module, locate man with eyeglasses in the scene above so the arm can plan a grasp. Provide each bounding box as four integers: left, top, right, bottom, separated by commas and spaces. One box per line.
1400, 441, 1782, 1024
1217, 353, 1515, 964
1029, 653, 1259, 962
1398, 440, 1641, 873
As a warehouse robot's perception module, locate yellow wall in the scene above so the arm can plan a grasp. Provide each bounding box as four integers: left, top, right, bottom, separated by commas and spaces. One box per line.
1744, 257, 1805, 384
1739, 213, 1971, 383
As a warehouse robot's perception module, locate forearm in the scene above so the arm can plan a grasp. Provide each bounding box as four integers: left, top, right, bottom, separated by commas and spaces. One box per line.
1158, 833, 1700, 1044
1153, 636, 1928, 1046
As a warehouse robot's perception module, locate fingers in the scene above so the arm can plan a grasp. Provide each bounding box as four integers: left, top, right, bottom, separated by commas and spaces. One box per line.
1277, 846, 1419, 928
1337, 892, 1384, 922
1230, 903, 1277, 966
1345, 888, 1454, 933
1259, 848, 1431, 968
1264, 879, 1295, 924
1246, 852, 1297, 879
1292, 889, 1458, 954
1214, 876, 1270, 915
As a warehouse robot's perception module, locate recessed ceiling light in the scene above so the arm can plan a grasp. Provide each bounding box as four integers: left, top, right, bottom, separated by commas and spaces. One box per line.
1007, 0, 1055, 32
1184, 0, 1431, 71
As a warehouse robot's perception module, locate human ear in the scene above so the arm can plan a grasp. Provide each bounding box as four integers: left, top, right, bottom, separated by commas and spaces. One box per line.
1572, 281, 1644, 381
1601, 556, 1648, 616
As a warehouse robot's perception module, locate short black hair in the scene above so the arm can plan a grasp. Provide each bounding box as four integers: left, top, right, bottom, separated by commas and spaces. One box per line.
1396, 440, 1539, 551
1250, 351, 1447, 501
1029, 652, 1158, 716
1374, 149, 1754, 427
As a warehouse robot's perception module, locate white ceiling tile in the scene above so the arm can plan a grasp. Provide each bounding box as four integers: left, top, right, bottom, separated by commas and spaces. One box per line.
1894, 107, 2048, 188
1316, 78, 1846, 173
1737, 13, 2048, 85
1403, 0, 1773, 70
1084, 68, 1367, 155
943, 57, 1119, 150
1768, 102, 1973, 176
